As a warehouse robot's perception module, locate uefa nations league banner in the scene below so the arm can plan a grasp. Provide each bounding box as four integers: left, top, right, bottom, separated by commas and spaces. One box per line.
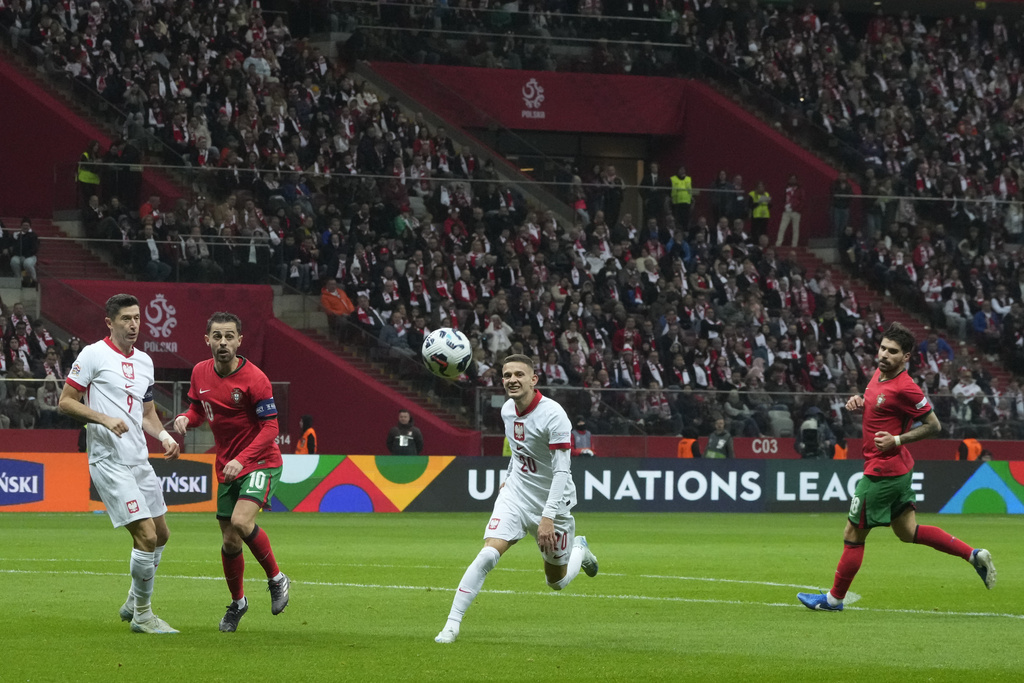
41, 280, 274, 368
4, 455, 1024, 515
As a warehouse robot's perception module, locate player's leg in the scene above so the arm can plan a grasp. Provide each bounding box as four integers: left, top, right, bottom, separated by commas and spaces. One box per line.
893, 506, 996, 589
799, 475, 878, 611
232, 467, 288, 614
543, 516, 596, 590
436, 493, 522, 644
219, 514, 249, 632
91, 460, 174, 632
123, 465, 170, 619
436, 538, 510, 644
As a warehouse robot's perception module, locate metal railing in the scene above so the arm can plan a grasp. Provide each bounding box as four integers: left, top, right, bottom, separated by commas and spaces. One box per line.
0, 377, 291, 453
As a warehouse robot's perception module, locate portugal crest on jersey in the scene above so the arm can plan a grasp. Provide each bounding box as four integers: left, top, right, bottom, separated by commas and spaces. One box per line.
122, 362, 135, 380
513, 421, 525, 441
876, 393, 886, 407
231, 388, 242, 404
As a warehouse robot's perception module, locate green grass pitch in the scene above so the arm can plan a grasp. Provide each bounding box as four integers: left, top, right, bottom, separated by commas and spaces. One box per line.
2, 512, 1021, 682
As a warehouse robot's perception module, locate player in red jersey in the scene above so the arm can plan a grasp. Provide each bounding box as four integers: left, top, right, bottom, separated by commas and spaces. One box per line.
798, 322, 996, 611
173, 312, 290, 631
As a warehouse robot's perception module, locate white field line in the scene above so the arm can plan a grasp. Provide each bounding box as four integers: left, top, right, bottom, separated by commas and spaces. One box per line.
0, 567, 1017, 620
0, 557, 858, 600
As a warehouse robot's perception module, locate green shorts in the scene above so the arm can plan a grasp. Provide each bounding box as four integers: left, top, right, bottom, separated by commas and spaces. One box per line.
216, 466, 282, 519
848, 472, 916, 529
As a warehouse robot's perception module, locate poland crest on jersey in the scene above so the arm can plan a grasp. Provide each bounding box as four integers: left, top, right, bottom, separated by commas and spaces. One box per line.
122, 362, 135, 380
513, 421, 525, 441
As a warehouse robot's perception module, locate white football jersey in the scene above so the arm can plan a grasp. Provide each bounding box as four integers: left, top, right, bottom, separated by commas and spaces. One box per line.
67, 338, 155, 466
501, 391, 577, 512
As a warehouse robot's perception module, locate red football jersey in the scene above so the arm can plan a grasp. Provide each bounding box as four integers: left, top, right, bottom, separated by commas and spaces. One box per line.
187, 357, 283, 483
860, 368, 933, 477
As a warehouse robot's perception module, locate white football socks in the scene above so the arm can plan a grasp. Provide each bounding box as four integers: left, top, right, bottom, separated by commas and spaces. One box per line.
547, 543, 585, 591
130, 548, 156, 620
445, 546, 501, 628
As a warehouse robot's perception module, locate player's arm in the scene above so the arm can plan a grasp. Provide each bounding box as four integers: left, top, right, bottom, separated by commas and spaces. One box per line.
537, 447, 571, 554
874, 410, 940, 452
845, 394, 865, 412
58, 383, 128, 436
173, 397, 206, 435
142, 399, 180, 460
225, 395, 279, 481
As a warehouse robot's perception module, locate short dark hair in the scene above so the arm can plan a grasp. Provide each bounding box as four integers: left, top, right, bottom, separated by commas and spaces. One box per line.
502, 353, 535, 372
882, 322, 915, 354
206, 311, 242, 334
105, 294, 139, 319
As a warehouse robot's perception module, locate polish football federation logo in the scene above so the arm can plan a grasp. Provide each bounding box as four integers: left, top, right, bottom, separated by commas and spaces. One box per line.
488, 517, 500, 530
522, 78, 544, 109
122, 362, 135, 380
126, 500, 140, 514
513, 421, 525, 441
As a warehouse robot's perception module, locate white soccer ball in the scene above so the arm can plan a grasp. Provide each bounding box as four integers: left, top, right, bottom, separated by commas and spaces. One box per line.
421, 327, 473, 379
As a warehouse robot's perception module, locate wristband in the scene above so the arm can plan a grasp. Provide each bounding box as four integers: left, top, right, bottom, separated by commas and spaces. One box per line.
158, 430, 172, 443
894, 434, 902, 447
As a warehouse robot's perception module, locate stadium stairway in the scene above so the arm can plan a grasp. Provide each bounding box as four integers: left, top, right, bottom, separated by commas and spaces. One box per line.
3, 217, 121, 281
299, 327, 472, 429
790, 247, 1012, 385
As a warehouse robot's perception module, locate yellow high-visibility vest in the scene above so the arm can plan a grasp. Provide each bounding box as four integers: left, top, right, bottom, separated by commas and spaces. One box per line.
750, 191, 770, 218
78, 152, 100, 185
670, 175, 692, 205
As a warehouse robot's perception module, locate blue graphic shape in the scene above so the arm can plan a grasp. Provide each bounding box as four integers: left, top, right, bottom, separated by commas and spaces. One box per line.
939, 464, 1024, 514
319, 484, 374, 512
268, 496, 290, 513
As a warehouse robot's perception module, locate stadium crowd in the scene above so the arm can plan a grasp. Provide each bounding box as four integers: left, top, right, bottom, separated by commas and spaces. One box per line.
1, 1, 1023, 445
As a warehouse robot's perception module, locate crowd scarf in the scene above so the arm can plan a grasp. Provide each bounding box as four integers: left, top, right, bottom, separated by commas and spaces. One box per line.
647, 392, 669, 416
632, 284, 644, 306
630, 354, 643, 384
456, 279, 474, 304
647, 360, 664, 387
543, 362, 569, 385
793, 285, 811, 315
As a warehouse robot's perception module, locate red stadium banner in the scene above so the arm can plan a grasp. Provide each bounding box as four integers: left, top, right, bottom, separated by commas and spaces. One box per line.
41, 280, 274, 368
372, 63, 688, 134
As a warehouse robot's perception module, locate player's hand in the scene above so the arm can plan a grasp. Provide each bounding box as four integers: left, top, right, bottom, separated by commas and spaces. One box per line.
223, 459, 243, 482
173, 415, 190, 435
162, 436, 180, 460
874, 431, 895, 451
536, 517, 556, 554
846, 395, 865, 412
103, 416, 129, 437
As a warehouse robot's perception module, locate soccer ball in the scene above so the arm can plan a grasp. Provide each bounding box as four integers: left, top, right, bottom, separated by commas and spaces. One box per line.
421, 327, 473, 379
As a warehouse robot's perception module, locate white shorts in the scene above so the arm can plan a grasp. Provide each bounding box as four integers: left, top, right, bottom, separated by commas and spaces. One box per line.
90, 458, 167, 529
484, 487, 576, 566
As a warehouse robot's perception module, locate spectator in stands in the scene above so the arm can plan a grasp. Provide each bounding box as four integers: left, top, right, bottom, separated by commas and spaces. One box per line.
2, 382, 37, 429
776, 174, 804, 248
972, 300, 1002, 360
10, 218, 39, 288
132, 218, 171, 282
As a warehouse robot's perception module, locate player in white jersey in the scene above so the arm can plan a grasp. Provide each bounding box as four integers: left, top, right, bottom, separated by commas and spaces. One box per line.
59, 293, 181, 635
435, 354, 598, 644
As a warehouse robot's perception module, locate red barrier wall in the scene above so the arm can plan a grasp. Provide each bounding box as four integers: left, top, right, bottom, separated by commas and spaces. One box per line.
0, 58, 181, 217
260, 319, 480, 456
370, 63, 853, 242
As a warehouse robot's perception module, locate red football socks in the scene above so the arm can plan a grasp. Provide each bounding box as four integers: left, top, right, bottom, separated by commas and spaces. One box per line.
914, 525, 973, 560
243, 525, 281, 578
221, 548, 245, 601
830, 541, 865, 600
